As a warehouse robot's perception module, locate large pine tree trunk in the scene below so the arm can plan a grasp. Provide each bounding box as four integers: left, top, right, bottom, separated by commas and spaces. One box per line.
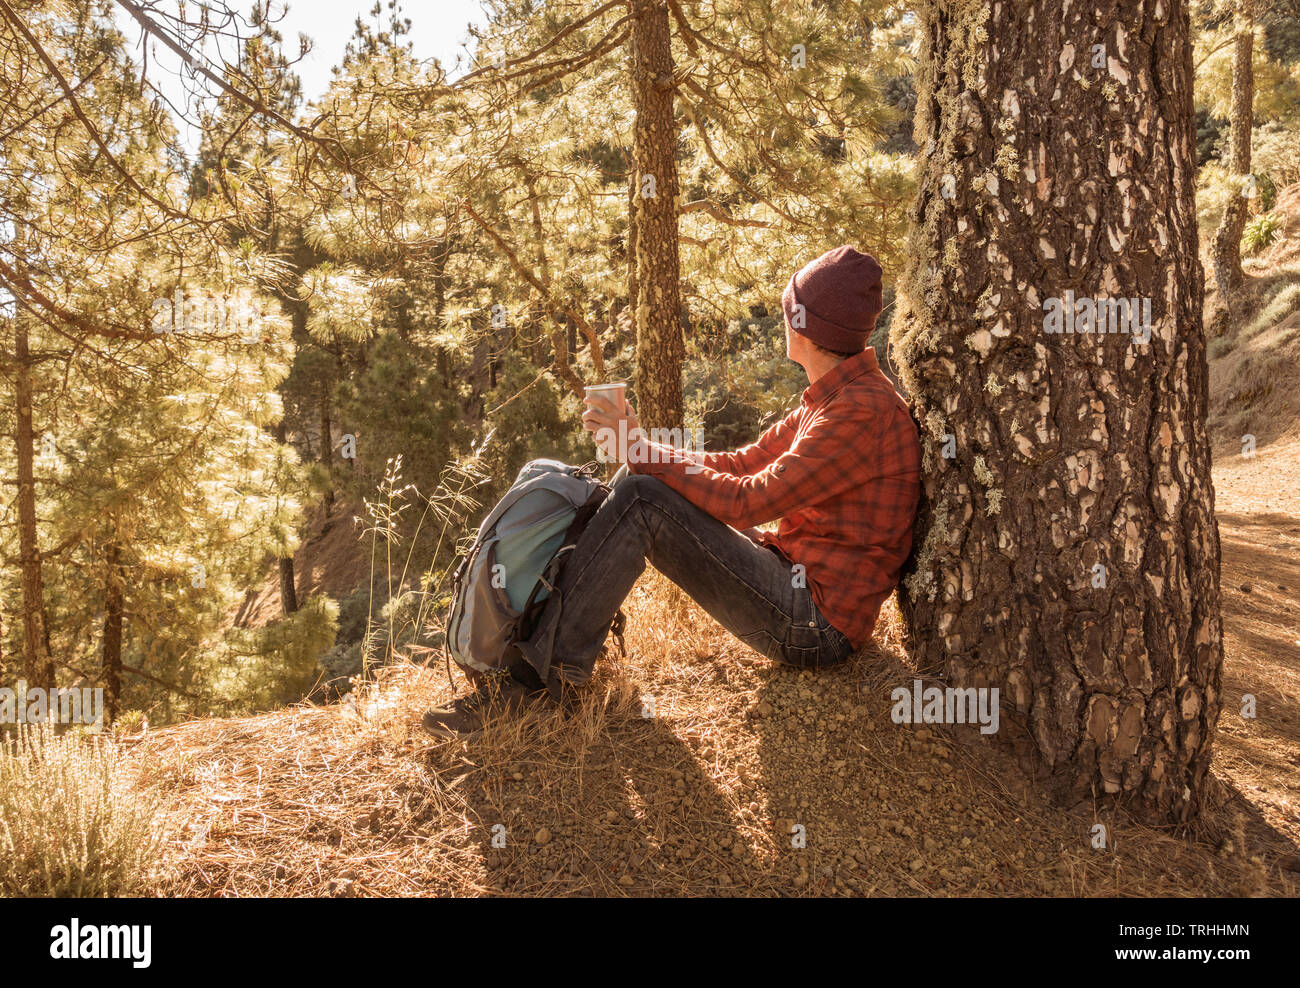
628, 0, 684, 429
101, 540, 125, 723
893, 0, 1222, 825
1210, 6, 1254, 297
625, 162, 640, 350
14, 316, 55, 691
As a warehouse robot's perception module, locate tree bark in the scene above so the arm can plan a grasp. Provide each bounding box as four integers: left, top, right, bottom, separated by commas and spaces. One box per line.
894, 0, 1222, 825
101, 540, 124, 723
14, 316, 56, 691
279, 557, 299, 614
1210, 5, 1254, 297
273, 420, 299, 614
626, 161, 641, 350
629, 0, 684, 429
319, 390, 334, 515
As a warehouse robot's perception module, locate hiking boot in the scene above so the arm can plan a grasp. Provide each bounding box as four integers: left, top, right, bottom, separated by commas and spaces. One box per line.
421, 669, 548, 739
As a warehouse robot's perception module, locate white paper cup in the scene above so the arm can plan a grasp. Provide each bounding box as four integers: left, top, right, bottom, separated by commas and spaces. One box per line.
584, 383, 627, 462
583, 382, 627, 411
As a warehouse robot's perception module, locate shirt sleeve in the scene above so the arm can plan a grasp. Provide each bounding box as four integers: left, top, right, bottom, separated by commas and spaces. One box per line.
629, 399, 877, 529
689, 408, 800, 476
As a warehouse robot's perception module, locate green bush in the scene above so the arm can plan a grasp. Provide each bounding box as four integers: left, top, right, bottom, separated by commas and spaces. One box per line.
1253, 121, 1300, 190
211, 593, 339, 712
1242, 212, 1284, 255
481, 353, 586, 491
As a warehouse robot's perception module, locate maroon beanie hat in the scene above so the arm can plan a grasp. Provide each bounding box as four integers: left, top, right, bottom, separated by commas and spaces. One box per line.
780, 245, 884, 354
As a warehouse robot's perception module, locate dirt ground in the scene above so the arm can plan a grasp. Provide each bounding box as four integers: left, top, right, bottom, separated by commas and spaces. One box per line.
1209, 431, 1300, 859
133, 431, 1300, 896
132, 229, 1300, 896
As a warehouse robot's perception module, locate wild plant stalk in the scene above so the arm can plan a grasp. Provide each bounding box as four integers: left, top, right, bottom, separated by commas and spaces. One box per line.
409, 432, 495, 652
361, 456, 415, 675
359, 435, 493, 676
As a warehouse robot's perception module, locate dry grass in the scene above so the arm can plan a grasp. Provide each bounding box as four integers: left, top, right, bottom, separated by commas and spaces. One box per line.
0, 725, 175, 897
124, 569, 1297, 898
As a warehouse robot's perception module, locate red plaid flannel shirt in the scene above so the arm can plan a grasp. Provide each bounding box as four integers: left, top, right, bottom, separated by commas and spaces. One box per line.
628, 347, 921, 648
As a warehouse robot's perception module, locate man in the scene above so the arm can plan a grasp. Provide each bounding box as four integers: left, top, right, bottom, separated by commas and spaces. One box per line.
423, 245, 921, 737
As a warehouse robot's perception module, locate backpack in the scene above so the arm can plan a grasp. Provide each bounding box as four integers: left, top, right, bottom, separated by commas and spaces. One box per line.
444, 458, 628, 698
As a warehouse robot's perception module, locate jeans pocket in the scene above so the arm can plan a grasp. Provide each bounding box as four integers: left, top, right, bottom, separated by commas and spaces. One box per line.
778, 592, 850, 667
738, 627, 785, 661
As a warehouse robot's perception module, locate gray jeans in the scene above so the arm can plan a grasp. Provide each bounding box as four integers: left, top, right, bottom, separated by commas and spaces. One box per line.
517, 472, 855, 692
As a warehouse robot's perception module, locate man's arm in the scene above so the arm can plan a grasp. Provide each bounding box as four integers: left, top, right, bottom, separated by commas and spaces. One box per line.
630, 402, 878, 529
693, 408, 800, 476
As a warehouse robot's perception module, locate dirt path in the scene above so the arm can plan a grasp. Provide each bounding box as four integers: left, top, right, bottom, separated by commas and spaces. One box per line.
1211, 433, 1300, 849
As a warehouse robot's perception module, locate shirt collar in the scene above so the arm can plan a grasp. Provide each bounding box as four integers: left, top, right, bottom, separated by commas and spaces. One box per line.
801, 346, 879, 408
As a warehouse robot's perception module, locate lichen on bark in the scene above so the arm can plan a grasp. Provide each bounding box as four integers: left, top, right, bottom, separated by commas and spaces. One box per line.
891, 0, 1223, 826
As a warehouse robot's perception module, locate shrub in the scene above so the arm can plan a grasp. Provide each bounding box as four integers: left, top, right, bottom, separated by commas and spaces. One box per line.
1244, 279, 1300, 340
210, 594, 340, 712
0, 725, 170, 897
1242, 212, 1284, 255
1253, 121, 1300, 190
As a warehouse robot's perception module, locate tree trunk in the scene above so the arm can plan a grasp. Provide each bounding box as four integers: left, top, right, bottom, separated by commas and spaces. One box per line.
626, 162, 640, 350
279, 557, 299, 615
629, 0, 684, 429
319, 391, 334, 515
14, 316, 55, 691
102, 540, 125, 723
893, 0, 1222, 825
273, 420, 299, 614
1210, 6, 1254, 297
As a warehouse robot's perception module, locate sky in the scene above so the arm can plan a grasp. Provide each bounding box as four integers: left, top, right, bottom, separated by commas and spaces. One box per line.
114, 0, 488, 155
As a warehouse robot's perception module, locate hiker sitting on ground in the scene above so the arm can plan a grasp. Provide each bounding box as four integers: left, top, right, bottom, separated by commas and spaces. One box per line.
423, 245, 922, 737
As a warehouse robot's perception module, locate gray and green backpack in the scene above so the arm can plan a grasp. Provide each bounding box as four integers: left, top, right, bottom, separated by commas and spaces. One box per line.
445, 458, 627, 697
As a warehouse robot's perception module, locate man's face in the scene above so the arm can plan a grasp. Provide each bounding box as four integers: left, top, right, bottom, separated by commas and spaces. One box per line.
785, 318, 809, 369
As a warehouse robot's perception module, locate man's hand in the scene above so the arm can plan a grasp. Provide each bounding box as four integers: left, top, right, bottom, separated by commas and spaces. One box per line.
582, 393, 645, 464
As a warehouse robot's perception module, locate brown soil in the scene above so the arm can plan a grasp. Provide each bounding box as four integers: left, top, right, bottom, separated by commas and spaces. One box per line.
133, 215, 1300, 897
133, 446, 1300, 895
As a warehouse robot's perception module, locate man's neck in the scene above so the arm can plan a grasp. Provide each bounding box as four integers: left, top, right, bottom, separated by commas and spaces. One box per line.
803, 353, 848, 386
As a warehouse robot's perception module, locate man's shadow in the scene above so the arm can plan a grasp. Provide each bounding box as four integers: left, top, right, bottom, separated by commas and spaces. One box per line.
749, 638, 926, 895
446, 685, 773, 896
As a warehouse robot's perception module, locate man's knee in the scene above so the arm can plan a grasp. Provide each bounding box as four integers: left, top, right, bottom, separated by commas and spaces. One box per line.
613, 471, 672, 504
605, 472, 682, 540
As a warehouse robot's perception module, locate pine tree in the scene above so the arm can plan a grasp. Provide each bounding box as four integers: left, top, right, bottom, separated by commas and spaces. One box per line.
894, 0, 1223, 824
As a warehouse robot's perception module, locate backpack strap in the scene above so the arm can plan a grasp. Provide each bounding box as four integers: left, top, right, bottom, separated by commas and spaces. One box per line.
610, 607, 627, 657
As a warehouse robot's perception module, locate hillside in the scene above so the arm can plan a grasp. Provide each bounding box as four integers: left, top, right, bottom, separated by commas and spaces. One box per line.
121, 189, 1300, 897
229, 503, 373, 631
131, 519, 1300, 895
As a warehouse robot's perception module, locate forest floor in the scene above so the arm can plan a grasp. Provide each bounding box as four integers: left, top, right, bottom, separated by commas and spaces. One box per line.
132, 437, 1300, 897
130, 198, 1300, 896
